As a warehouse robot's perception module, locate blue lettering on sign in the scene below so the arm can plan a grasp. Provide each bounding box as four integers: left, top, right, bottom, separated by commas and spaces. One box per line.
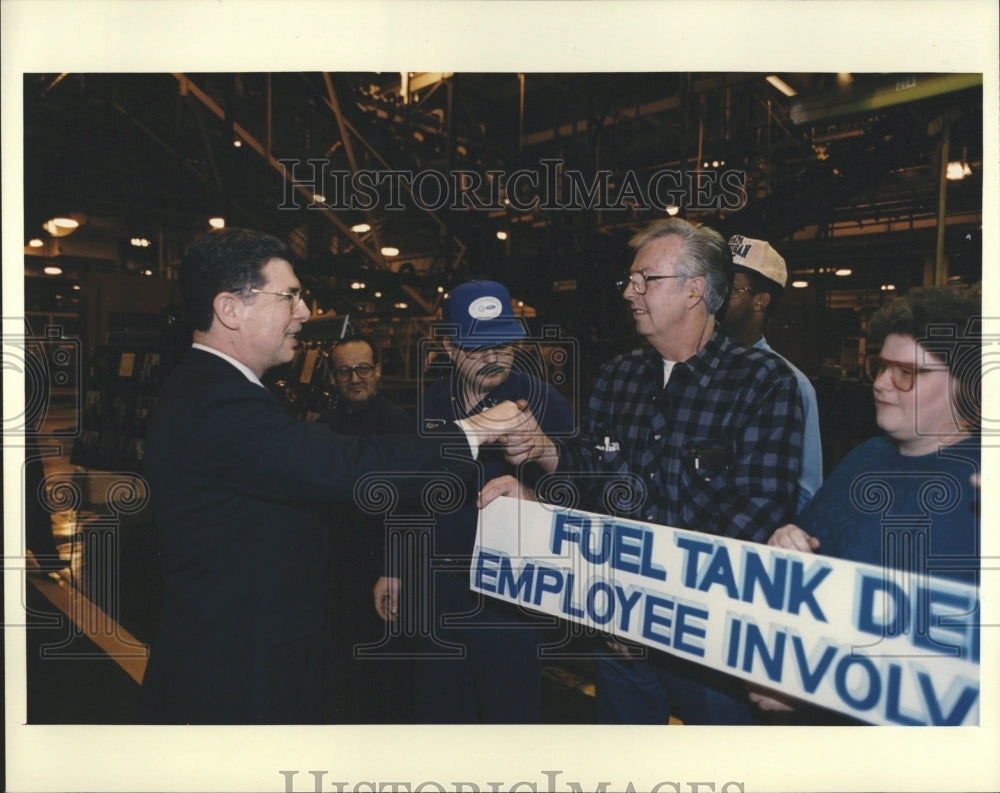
674, 602, 708, 657
678, 536, 830, 620
474, 551, 502, 592
614, 585, 644, 632
790, 634, 837, 694
740, 548, 788, 611
498, 557, 536, 600
722, 613, 979, 725
641, 593, 675, 647
586, 580, 615, 624
856, 571, 980, 662
834, 655, 881, 711
533, 566, 564, 606
550, 512, 666, 581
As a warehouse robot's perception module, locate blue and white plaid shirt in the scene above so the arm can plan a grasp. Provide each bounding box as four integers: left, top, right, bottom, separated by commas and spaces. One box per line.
544, 329, 803, 543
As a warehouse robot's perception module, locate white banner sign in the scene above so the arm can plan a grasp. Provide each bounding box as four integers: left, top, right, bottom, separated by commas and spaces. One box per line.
472, 497, 980, 725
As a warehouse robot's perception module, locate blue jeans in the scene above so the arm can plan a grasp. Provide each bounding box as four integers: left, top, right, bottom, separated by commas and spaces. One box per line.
594, 650, 760, 725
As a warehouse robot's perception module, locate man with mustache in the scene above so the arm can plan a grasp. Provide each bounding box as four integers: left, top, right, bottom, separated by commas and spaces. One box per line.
137, 231, 528, 724
375, 280, 573, 722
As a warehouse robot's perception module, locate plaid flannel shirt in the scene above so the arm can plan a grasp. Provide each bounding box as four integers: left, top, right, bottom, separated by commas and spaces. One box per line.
546, 329, 802, 543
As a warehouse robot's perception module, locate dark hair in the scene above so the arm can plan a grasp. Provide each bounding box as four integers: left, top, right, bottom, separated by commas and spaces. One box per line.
332, 334, 379, 365
179, 227, 295, 333
628, 218, 732, 313
868, 286, 981, 428
734, 265, 784, 318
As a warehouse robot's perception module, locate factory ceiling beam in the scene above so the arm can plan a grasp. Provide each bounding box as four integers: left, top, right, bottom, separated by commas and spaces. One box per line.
172, 72, 385, 269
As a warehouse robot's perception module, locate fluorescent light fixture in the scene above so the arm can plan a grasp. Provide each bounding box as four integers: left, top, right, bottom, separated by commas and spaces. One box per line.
835, 268, 852, 276
791, 280, 809, 289
44, 265, 63, 276
351, 223, 371, 234
766, 75, 797, 98
381, 246, 400, 257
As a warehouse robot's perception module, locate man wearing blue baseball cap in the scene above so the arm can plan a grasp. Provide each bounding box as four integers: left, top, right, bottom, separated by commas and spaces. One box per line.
374, 280, 574, 722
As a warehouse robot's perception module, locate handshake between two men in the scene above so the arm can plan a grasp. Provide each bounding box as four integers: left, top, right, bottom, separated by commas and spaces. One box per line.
462, 399, 557, 508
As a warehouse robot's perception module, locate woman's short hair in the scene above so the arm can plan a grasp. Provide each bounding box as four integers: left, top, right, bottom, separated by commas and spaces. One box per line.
868, 285, 981, 428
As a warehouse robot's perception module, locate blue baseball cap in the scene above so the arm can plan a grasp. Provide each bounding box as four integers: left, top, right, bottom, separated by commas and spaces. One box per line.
442, 280, 527, 349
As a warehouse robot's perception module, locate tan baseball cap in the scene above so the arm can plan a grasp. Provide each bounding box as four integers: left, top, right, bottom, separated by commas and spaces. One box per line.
728, 235, 787, 288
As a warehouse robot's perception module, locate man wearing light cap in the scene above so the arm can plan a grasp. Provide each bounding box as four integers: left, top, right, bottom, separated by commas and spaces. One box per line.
374, 279, 574, 722
723, 235, 823, 513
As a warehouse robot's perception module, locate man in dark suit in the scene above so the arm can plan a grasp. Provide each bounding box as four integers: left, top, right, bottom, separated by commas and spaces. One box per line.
136, 227, 525, 724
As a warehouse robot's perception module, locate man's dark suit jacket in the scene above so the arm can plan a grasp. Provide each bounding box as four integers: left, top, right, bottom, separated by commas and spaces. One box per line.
136, 348, 472, 724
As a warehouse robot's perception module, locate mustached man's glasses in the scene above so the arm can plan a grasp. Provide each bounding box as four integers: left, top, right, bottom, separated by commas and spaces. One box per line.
332, 363, 376, 381
615, 271, 686, 295
865, 355, 949, 392
462, 344, 514, 360
248, 287, 310, 313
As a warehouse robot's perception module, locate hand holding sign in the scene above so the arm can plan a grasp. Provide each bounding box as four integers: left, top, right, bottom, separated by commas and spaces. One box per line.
477, 474, 537, 508
767, 524, 820, 553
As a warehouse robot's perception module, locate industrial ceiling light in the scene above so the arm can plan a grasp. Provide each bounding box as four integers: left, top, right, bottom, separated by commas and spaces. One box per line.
791, 280, 809, 289
496, 230, 508, 241
42, 216, 80, 237
209, 217, 226, 229
665, 205, 680, 216
351, 223, 371, 234
43, 265, 63, 276
131, 237, 151, 248
765, 75, 797, 98
835, 268, 852, 276
947, 147, 973, 181
28, 238, 44, 248
381, 246, 400, 257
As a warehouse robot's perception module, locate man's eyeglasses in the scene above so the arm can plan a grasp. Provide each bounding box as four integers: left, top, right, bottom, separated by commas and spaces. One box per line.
730, 285, 756, 297
462, 344, 513, 360
248, 287, 309, 312
332, 363, 376, 381
616, 272, 686, 295
865, 355, 948, 392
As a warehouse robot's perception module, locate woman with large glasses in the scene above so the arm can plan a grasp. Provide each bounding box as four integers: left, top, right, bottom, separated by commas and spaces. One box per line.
755, 285, 981, 718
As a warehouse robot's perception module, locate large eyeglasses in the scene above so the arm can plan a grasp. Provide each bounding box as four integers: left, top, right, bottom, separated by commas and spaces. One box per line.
248, 287, 309, 313
616, 271, 686, 295
730, 284, 757, 297
463, 344, 513, 359
333, 363, 376, 381
865, 355, 948, 392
